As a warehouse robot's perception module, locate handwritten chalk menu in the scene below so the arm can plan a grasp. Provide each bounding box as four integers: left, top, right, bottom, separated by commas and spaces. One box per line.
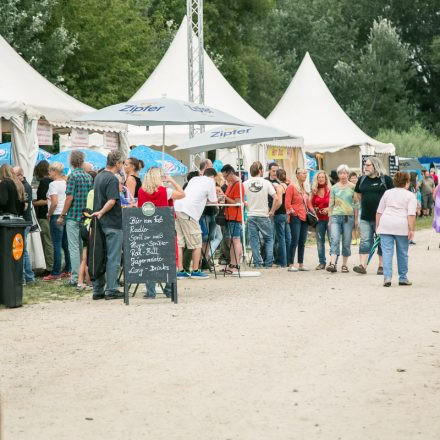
122, 206, 177, 287
388, 155, 399, 177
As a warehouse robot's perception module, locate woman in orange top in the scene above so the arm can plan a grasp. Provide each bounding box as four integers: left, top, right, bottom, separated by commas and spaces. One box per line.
285, 168, 315, 272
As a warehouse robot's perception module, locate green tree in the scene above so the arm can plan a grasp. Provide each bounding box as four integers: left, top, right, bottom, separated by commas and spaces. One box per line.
0, 0, 76, 86
330, 18, 415, 135
377, 123, 440, 157
53, 0, 171, 108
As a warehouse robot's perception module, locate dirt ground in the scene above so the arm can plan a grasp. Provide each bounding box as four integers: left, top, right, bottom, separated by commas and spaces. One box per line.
1, 228, 440, 440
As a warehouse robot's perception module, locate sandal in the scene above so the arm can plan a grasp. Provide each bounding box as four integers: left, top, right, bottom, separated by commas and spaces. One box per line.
326, 263, 337, 273
341, 265, 349, 273
221, 264, 236, 275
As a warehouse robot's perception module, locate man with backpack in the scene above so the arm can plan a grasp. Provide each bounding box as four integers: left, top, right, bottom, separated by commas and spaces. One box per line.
353, 156, 393, 275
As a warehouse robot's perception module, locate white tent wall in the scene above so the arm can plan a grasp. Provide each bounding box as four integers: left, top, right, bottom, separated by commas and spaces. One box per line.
267, 52, 395, 170
127, 17, 304, 171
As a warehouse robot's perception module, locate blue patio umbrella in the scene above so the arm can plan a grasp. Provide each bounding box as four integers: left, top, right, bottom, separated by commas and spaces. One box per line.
0, 142, 52, 165
48, 149, 106, 174
130, 145, 187, 178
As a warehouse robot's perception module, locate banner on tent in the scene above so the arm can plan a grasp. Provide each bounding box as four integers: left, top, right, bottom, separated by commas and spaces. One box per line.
267, 146, 288, 160
71, 128, 89, 148
37, 119, 53, 146
103, 132, 119, 151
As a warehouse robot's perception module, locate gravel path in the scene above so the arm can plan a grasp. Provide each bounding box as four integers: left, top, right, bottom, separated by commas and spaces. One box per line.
1, 229, 439, 439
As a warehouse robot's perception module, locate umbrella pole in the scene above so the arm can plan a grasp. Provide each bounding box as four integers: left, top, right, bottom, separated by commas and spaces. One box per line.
238, 146, 247, 266
162, 124, 165, 172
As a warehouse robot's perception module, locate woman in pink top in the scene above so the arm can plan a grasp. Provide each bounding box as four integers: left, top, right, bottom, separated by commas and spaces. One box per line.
310, 171, 331, 270
376, 172, 417, 287
285, 168, 315, 272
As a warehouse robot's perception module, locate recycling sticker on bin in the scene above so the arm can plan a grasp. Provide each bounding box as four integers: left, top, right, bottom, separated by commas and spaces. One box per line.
12, 233, 24, 260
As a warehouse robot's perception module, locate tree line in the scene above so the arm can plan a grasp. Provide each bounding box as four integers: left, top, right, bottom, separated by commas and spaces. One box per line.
1, 0, 440, 157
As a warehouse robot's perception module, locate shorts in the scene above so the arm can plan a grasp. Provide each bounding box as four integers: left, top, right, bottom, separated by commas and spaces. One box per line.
422, 193, 433, 210
175, 211, 202, 250
224, 220, 242, 239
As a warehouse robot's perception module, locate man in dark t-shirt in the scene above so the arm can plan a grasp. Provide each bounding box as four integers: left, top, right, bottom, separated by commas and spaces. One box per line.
353, 156, 393, 275
92, 150, 124, 300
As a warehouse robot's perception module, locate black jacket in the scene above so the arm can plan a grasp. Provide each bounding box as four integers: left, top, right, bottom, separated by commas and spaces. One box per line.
87, 217, 106, 281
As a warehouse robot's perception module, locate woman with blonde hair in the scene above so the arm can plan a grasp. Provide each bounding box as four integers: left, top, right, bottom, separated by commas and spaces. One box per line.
44, 162, 71, 281
137, 167, 185, 298
326, 164, 358, 273
0, 164, 26, 216
310, 171, 331, 269
285, 168, 315, 272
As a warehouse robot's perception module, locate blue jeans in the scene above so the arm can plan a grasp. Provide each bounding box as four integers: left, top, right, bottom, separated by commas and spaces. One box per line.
145, 282, 172, 298
92, 228, 123, 295
50, 216, 71, 275
200, 214, 217, 243
274, 214, 290, 267
288, 216, 308, 265
315, 220, 329, 265
329, 215, 354, 257
248, 216, 274, 267
210, 225, 223, 255
359, 219, 382, 256
23, 227, 35, 282
380, 234, 409, 281
66, 219, 82, 283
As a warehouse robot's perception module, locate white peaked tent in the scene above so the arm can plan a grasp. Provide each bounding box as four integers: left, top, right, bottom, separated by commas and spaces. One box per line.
0, 35, 128, 181
128, 17, 304, 170
267, 52, 395, 172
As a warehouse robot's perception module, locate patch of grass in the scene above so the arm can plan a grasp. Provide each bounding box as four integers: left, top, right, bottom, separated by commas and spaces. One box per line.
23, 279, 88, 305
415, 215, 433, 231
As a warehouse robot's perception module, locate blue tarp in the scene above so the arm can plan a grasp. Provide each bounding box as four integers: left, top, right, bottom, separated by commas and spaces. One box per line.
130, 145, 188, 178
48, 149, 106, 175
0, 142, 52, 166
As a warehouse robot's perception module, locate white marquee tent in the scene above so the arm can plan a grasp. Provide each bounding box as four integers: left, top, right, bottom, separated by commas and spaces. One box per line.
267, 52, 395, 172
0, 35, 128, 181
128, 17, 304, 170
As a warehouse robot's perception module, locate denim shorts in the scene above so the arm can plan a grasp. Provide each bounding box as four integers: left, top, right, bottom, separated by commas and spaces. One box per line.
224, 221, 242, 239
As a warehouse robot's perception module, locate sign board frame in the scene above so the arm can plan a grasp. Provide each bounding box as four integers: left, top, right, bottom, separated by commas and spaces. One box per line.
388, 155, 399, 177
122, 206, 177, 305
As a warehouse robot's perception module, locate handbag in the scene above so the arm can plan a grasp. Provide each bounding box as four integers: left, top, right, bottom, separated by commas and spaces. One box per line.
301, 192, 318, 228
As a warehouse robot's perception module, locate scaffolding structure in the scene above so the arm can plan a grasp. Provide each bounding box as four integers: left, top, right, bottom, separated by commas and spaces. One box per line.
187, 0, 205, 168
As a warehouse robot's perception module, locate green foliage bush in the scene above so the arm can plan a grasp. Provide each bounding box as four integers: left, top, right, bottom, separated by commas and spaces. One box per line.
377, 123, 440, 158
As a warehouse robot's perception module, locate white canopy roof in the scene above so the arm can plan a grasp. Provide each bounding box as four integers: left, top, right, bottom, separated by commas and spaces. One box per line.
0, 35, 124, 133
127, 16, 267, 147
267, 52, 394, 154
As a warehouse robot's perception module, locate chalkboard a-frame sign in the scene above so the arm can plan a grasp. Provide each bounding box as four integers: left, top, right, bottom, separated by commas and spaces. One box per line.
122, 206, 177, 305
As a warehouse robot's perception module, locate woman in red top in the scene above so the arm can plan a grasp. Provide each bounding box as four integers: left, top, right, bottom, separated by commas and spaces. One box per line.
285, 168, 315, 272
310, 171, 331, 270
137, 167, 185, 298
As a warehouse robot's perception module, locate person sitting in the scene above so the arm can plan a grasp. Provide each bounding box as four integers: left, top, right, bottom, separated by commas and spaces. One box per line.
376, 172, 417, 287
174, 167, 218, 279
137, 167, 184, 298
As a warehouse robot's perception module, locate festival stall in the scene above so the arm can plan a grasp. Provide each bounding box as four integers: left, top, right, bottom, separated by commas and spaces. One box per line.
126, 17, 305, 172
267, 52, 395, 174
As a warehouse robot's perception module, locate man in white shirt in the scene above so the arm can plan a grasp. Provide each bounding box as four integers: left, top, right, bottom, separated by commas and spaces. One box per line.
174, 167, 218, 279
244, 161, 279, 268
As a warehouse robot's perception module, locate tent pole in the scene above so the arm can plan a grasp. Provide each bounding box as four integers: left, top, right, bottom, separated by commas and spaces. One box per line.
162, 124, 165, 171
238, 146, 247, 265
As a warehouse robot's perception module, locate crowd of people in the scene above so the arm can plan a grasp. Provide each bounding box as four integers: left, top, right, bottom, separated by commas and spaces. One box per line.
0, 150, 439, 299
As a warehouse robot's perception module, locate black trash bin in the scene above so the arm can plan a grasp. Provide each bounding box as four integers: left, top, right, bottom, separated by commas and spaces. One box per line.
0, 217, 31, 308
